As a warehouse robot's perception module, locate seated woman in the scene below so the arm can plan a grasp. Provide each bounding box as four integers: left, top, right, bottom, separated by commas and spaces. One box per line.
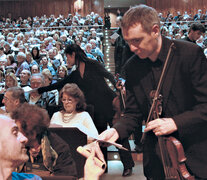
6, 54, 17, 71
57, 65, 68, 81
0, 72, 18, 93
11, 103, 77, 177
41, 69, 59, 105
50, 83, 98, 142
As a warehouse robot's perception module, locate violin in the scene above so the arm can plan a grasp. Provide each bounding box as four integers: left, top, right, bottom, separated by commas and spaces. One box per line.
142, 43, 195, 180
115, 73, 126, 109
112, 74, 126, 125
151, 91, 194, 180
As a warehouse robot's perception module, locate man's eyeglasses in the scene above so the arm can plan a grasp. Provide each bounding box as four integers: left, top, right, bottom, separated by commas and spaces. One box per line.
3, 96, 12, 102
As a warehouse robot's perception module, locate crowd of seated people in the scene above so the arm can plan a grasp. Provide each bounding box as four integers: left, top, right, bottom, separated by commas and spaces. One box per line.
0, 11, 105, 108
0, 11, 105, 86
156, 9, 207, 57
0, 11, 106, 179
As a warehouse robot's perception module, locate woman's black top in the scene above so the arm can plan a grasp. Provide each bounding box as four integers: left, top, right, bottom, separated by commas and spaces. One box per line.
38, 60, 116, 125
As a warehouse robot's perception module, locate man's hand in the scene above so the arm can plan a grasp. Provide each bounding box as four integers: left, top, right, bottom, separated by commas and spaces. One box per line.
144, 118, 177, 136
84, 142, 106, 180
98, 128, 119, 144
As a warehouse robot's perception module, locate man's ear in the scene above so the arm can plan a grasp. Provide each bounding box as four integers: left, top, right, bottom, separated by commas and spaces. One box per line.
151, 24, 160, 38
14, 99, 20, 107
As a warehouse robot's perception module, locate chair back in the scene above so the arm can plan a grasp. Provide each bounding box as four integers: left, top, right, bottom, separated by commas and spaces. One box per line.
49, 127, 87, 178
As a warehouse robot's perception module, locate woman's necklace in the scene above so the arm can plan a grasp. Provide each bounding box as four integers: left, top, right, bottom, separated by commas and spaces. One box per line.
62, 111, 75, 123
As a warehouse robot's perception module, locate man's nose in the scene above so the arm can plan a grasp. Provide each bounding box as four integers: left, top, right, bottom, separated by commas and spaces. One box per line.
129, 44, 138, 52
19, 132, 28, 144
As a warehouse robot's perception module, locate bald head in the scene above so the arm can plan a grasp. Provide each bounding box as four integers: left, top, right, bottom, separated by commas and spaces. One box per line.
0, 115, 28, 168
0, 115, 14, 134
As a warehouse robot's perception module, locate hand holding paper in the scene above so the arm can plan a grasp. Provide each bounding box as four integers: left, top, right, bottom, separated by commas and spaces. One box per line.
79, 142, 106, 179
74, 125, 128, 151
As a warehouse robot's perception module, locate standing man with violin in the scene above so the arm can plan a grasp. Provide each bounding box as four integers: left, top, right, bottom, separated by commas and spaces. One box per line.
99, 4, 207, 180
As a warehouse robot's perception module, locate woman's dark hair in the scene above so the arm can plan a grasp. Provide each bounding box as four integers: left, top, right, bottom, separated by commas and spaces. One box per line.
11, 103, 50, 144
7, 54, 15, 65
59, 83, 86, 112
55, 41, 63, 50
64, 44, 90, 66
31, 46, 40, 60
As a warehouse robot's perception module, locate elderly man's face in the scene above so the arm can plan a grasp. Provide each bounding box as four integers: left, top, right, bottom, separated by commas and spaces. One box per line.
17, 56, 25, 63
2, 91, 19, 113
48, 51, 54, 59
31, 65, 39, 74
30, 76, 43, 89
20, 70, 30, 83
0, 116, 28, 167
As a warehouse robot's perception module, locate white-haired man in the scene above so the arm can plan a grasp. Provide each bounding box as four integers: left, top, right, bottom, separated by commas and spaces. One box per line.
15, 52, 30, 77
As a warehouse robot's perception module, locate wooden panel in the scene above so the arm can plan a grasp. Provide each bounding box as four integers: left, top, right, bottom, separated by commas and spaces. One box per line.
0, 0, 104, 19
146, 0, 207, 17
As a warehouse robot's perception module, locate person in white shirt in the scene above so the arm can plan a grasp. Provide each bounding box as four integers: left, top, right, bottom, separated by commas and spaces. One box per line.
50, 83, 98, 142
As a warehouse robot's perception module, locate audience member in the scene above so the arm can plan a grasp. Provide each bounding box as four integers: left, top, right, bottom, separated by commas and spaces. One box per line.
20, 69, 31, 87
39, 56, 56, 76
4, 42, 14, 55
0, 46, 6, 61
11, 103, 78, 177
26, 51, 38, 68
15, 52, 30, 77
37, 44, 116, 166
41, 68, 59, 105
50, 83, 98, 143
57, 65, 68, 80
90, 39, 104, 64
31, 64, 40, 74
194, 9, 203, 20
85, 43, 97, 60
31, 46, 41, 64
0, 114, 42, 180
2, 72, 18, 92
2, 86, 25, 115
25, 73, 56, 117
48, 48, 61, 71
182, 22, 205, 43
6, 54, 17, 71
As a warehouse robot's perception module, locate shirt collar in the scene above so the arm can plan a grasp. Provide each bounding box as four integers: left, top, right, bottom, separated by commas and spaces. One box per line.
157, 36, 173, 63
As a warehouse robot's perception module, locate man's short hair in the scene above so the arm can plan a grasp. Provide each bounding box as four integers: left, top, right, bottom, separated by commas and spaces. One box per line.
121, 4, 160, 34
17, 52, 26, 59
6, 87, 25, 104
21, 69, 31, 76
189, 23, 205, 33
30, 73, 45, 84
